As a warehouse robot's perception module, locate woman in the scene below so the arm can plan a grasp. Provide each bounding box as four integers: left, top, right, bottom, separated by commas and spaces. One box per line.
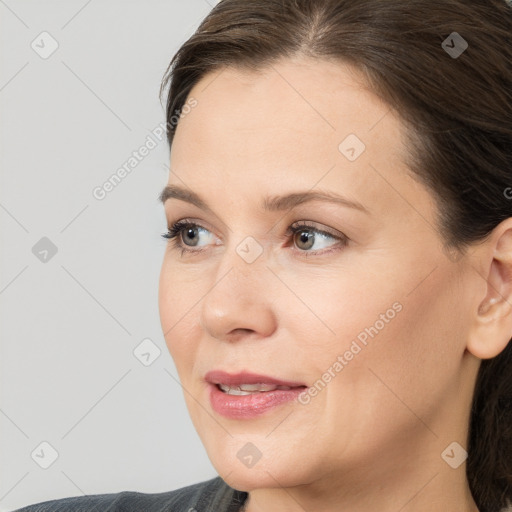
15, 0, 512, 511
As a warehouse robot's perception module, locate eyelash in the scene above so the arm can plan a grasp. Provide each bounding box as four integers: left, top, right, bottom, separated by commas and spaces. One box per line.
161, 219, 349, 258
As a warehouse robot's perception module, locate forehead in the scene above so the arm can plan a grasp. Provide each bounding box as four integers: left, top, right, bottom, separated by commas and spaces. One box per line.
171, 57, 404, 170
167, 57, 431, 230
174, 58, 384, 147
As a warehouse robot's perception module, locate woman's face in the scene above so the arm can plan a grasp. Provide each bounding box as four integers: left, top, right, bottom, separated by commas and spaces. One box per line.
158, 57, 480, 491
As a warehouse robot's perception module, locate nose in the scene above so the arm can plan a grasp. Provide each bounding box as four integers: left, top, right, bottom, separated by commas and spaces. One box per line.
200, 242, 277, 343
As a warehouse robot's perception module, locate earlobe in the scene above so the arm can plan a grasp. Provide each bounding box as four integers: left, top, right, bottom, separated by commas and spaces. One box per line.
467, 222, 512, 360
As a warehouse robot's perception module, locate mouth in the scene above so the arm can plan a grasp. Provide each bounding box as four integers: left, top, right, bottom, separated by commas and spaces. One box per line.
204, 369, 307, 391
215, 382, 303, 395
204, 370, 308, 418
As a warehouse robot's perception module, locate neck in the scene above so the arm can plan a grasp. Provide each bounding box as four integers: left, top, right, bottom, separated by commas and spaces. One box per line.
240, 396, 480, 512
238, 346, 482, 512
241, 455, 479, 512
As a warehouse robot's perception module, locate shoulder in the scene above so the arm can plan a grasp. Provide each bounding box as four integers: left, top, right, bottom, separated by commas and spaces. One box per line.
13, 476, 248, 512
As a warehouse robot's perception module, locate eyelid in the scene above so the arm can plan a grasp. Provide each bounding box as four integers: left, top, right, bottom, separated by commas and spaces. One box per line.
168, 217, 221, 239
163, 217, 349, 257
166, 218, 345, 244
286, 220, 345, 240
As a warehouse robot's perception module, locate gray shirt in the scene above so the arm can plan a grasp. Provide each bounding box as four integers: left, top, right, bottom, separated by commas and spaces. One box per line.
13, 476, 248, 512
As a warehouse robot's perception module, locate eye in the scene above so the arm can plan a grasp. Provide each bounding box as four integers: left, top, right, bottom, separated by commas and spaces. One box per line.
161, 219, 348, 257
161, 219, 217, 255
285, 221, 348, 256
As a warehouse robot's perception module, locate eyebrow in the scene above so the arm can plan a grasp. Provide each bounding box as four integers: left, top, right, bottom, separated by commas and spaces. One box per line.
159, 184, 370, 215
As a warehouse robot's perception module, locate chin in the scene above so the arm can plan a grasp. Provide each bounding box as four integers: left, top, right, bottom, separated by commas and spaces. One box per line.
206, 438, 314, 491
219, 464, 302, 492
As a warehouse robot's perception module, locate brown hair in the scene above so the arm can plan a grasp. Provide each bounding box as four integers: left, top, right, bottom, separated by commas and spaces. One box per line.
159, 1, 512, 510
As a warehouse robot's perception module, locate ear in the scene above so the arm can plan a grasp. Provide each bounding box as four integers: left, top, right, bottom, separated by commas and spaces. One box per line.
467, 218, 512, 360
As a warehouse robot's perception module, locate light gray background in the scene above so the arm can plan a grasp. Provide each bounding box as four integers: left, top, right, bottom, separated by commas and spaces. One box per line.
0, 1, 220, 510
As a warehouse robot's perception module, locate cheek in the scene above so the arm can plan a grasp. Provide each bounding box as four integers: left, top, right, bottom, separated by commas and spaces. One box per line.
158, 259, 202, 370
341, 269, 467, 419
286, 265, 401, 359
300, 263, 463, 398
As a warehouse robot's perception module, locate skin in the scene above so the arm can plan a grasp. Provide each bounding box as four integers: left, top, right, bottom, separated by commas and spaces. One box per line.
158, 56, 512, 512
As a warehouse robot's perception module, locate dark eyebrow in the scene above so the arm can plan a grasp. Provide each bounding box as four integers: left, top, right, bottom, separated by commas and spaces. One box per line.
159, 184, 370, 215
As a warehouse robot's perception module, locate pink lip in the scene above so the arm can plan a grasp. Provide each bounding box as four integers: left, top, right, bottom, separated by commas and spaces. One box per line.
204, 370, 307, 419
204, 370, 306, 388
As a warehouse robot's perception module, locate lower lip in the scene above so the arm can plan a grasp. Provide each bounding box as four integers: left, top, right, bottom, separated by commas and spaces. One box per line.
208, 383, 306, 419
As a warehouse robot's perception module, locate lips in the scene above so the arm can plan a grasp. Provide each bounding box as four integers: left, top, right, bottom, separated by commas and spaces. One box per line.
205, 371, 308, 419
218, 383, 293, 394
204, 370, 307, 389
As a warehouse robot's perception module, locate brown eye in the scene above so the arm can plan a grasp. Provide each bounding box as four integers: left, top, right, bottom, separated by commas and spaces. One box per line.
294, 229, 316, 251
287, 222, 347, 255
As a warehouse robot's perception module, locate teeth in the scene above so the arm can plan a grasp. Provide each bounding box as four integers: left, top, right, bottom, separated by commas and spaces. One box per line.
218, 383, 292, 395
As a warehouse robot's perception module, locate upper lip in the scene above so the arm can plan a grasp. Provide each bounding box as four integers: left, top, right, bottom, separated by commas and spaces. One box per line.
204, 370, 306, 388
